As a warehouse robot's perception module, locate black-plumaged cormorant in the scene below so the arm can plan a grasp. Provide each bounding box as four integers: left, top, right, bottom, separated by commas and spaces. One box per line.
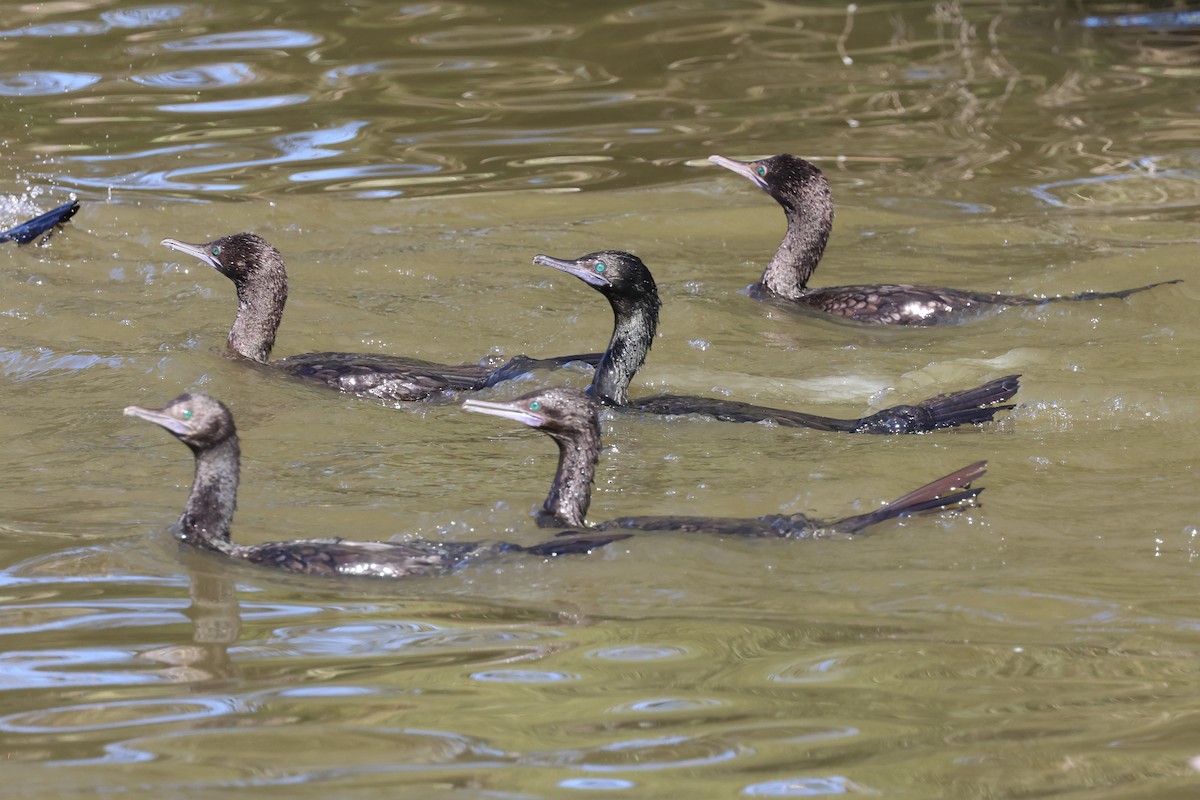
464, 387, 985, 535
160, 232, 601, 402
709, 153, 1180, 326
536, 249, 1019, 432
125, 392, 626, 578
0, 200, 79, 244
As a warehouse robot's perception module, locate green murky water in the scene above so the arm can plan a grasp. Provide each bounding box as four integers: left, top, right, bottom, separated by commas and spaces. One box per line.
2, 1, 1200, 796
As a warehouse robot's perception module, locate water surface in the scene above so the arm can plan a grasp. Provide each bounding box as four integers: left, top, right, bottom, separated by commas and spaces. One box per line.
2, 1, 1200, 797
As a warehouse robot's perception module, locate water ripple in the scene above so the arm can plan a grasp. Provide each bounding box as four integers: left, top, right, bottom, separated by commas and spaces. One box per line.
587, 644, 692, 662
472, 668, 578, 683
0, 71, 100, 96
163, 29, 323, 52
530, 733, 744, 771
560, 777, 637, 790
0, 21, 108, 38
0, 348, 126, 380
131, 63, 260, 90
68, 121, 367, 192
0, 600, 185, 636
100, 6, 189, 29
0, 649, 169, 690
742, 776, 868, 796
158, 95, 309, 114
412, 25, 575, 48
0, 697, 239, 734
1, 6, 188, 38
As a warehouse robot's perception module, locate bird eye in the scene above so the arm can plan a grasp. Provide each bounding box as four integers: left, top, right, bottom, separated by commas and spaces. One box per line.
756, 165, 767, 177
181, 408, 193, 421
594, 261, 606, 273
529, 401, 541, 411
211, 245, 221, 256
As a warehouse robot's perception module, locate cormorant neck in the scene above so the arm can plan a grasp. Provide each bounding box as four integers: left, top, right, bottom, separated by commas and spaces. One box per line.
761, 189, 833, 299
589, 292, 659, 407
228, 268, 287, 363
539, 420, 600, 528
179, 435, 241, 555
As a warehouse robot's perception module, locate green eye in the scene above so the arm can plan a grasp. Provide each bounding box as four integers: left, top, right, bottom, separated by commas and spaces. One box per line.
211, 245, 221, 256
181, 409, 193, 421
756, 165, 767, 177
529, 401, 541, 411
594, 261, 606, 273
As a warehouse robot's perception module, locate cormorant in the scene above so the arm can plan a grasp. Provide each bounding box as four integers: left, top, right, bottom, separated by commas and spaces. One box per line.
709, 153, 1179, 326
536, 249, 1019, 432
464, 387, 985, 535
160, 232, 601, 402
125, 392, 627, 578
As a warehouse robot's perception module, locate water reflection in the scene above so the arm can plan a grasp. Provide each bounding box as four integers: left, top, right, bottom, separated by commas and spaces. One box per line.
130, 63, 260, 90
741, 776, 866, 796
140, 570, 242, 683
0, 5, 187, 38
68, 121, 368, 192
158, 95, 309, 114
161, 30, 324, 52
0, 72, 100, 96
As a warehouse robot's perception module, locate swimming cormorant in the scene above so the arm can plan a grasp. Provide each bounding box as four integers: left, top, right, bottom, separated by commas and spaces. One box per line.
1, 200, 79, 244
709, 153, 1180, 326
160, 232, 601, 402
124, 392, 627, 578
536, 249, 1019, 432
464, 387, 985, 535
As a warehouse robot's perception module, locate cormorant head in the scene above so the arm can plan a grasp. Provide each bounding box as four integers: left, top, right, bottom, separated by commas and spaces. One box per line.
161, 232, 284, 289
463, 387, 599, 449
124, 393, 236, 454
709, 153, 831, 215
533, 250, 660, 315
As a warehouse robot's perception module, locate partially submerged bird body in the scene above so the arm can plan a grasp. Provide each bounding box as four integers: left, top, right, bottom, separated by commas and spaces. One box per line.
160, 233, 600, 403
535, 249, 1018, 432
272, 351, 552, 403
628, 376, 1018, 433
125, 393, 624, 578
0, 200, 79, 244
463, 387, 985, 538
710, 153, 1180, 326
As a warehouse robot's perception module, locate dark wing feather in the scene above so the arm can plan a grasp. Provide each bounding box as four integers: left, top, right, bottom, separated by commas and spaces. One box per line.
0, 200, 80, 244
802, 284, 997, 326
243, 537, 491, 578
275, 352, 491, 401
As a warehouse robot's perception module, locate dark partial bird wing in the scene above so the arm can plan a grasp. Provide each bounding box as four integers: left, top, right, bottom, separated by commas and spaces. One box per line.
630, 374, 1018, 434
276, 350, 607, 402
821, 460, 986, 536
0, 200, 80, 244
554, 463, 986, 540
796, 281, 1180, 325
521, 531, 632, 555
586, 514, 787, 536
631, 394, 863, 431
799, 284, 998, 326
275, 352, 493, 402
484, 351, 606, 386
242, 531, 627, 578
852, 374, 1020, 433
243, 537, 493, 578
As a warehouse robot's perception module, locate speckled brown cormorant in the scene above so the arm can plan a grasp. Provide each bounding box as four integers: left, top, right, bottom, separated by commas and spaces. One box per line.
125, 392, 626, 578
1, 200, 79, 244
464, 387, 985, 535
709, 153, 1180, 326
160, 232, 601, 402
536, 249, 1019, 432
